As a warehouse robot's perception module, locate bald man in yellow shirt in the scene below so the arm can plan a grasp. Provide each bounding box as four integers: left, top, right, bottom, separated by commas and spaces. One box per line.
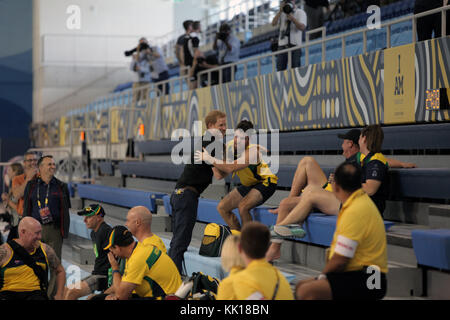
295, 162, 388, 300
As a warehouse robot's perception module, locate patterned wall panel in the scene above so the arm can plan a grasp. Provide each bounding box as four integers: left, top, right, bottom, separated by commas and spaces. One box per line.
415, 37, 450, 122
32, 37, 449, 148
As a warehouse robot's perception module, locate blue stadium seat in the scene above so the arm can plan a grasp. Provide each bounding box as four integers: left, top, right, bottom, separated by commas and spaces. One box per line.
163, 196, 395, 247
412, 229, 450, 270
77, 183, 162, 213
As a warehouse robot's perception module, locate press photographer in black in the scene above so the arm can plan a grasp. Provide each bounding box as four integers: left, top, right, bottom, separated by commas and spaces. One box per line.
213, 23, 241, 83
271, 0, 307, 71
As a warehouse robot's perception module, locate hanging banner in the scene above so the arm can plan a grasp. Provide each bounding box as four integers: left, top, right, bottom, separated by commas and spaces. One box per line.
384, 43, 415, 124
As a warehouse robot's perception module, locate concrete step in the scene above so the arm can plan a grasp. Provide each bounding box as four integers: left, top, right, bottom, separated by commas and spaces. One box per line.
428, 204, 450, 229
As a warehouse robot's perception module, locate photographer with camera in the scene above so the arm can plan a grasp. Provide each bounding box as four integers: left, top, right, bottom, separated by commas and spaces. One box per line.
271, 0, 307, 72
129, 38, 152, 105
129, 38, 170, 99
213, 23, 241, 84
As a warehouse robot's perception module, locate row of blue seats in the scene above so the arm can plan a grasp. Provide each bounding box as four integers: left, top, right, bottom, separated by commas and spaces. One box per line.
75, 175, 450, 271
135, 123, 450, 155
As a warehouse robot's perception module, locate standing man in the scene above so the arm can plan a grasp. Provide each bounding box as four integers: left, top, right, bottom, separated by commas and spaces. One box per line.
0, 217, 66, 300
11, 151, 38, 218
295, 162, 388, 300
64, 204, 112, 300
196, 120, 278, 231
169, 110, 227, 274
272, 0, 307, 71
304, 0, 329, 40
23, 155, 71, 259
175, 20, 194, 77
22, 155, 71, 297
185, 21, 202, 89
213, 23, 241, 83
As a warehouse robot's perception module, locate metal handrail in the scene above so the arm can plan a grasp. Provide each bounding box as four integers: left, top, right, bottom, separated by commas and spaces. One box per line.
196, 5, 449, 85
41, 5, 449, 127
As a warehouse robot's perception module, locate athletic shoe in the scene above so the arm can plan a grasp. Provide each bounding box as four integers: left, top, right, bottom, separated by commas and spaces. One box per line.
273, 224, 306, 239
269, 225, 284, 243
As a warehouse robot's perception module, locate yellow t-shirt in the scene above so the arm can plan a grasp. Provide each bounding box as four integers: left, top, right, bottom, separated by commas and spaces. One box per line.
0, 241, 49, 292
232, 259, 294, 300
227, 142, 278, 187
122, 244, 181, 298
216, 266, 244, 300
328, 189, 388, 273
139, 234, 167, 253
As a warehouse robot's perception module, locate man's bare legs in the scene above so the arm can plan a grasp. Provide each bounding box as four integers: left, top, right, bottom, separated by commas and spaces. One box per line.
217, 189, 243, 230
289, 156, 328, 197
269, 156, 328, 215
217, 188, 264, 230
266, 186, 340, 261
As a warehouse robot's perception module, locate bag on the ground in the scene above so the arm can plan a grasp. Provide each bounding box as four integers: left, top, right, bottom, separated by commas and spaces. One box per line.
167, 272, 220, 300
199, 223, 232, 257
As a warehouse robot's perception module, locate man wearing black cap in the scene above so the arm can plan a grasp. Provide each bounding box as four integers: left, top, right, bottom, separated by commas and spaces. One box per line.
64, 204, 112, 300
266, 128, 416, 261
104, 226, 181, 300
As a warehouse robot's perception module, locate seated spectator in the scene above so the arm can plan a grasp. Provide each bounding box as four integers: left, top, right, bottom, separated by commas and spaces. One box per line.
195, 120, 278, 230
191, 54, 220, 88
213, 23, 241, 83
185, 21, 202, 89
175, 20, 194, 77
104, 226, 181, 300
266, 127, 416, 261
231, 222, 294, 300
295, 162, 387, 300
125, 205, 166, 252
0, 217, 66, 300
216, 235, 245, 300
64, 204, 112, 300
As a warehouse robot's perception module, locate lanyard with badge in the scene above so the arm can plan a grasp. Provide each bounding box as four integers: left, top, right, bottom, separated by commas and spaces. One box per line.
37, 179, 53, 224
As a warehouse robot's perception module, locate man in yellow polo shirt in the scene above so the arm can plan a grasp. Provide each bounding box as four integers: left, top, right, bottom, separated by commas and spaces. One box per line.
125, 206, 166, 252
295, 162, 387, 300
103, 226, 181, 300
231, 222, 293, 300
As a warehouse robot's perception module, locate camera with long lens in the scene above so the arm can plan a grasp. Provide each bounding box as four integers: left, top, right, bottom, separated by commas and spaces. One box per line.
282, 0, 294, 14
124, 42, 151, 57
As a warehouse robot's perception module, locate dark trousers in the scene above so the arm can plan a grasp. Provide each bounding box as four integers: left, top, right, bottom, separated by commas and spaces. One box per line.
0, 290, 48, 300
168, 189, 199, 275
152, 70, 170, 95
276, 46, 302, 72
417, 12, 442, 42
221, 63, 237, 83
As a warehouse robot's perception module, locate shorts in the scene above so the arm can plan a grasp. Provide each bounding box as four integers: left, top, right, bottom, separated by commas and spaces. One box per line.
326, 268, 387, 300
237, 182, 277, 204
84, 274, 108, 293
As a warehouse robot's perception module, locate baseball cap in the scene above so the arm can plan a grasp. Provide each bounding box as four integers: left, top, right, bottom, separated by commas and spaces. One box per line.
337, 129, 361, 145
77, 204, 105, 217
104, 226, 134, 250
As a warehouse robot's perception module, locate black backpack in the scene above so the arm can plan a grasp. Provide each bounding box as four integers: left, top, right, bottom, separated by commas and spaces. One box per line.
199, 223, 232, 257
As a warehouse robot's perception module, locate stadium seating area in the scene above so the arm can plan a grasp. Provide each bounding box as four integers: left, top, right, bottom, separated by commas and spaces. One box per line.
25, 0, 450, 300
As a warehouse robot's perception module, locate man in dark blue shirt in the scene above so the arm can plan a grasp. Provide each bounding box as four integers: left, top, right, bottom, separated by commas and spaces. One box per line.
23, 155, 71, 260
